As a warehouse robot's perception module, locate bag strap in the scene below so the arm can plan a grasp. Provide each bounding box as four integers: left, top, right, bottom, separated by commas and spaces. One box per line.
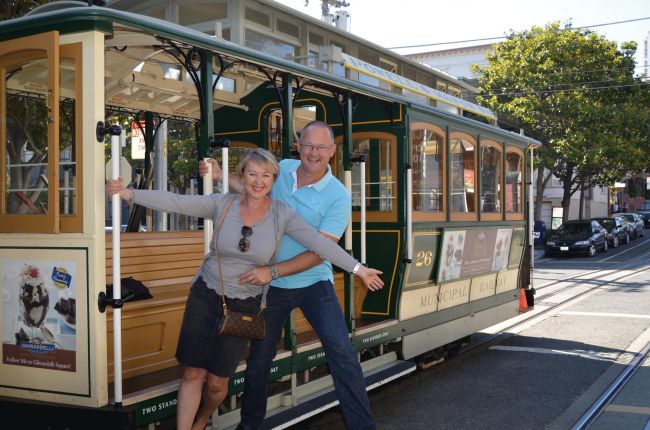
215, 195, 237, 315
214, 194, 268, 314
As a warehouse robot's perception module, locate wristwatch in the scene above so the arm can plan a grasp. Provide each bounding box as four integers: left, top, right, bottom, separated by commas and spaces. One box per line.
269, 266, 280, 281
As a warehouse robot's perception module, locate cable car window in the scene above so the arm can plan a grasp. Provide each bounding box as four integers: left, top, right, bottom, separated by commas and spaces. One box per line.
267, 105, 317, 158
58, 44, 83, 233
1, 32, 61, 233
480, 142, 502, 215
351, 135, 395, 215
450, 133, 476, 216
268, 109, 283, 157
6, 92, 50, 215
411, 123, 445, 218
506, 150, 523, 214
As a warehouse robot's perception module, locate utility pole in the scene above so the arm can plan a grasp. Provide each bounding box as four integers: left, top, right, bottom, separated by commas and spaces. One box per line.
305, 0, 351, 31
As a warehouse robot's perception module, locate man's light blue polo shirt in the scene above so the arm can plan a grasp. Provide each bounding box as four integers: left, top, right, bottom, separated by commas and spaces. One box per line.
271, 159, 351, 289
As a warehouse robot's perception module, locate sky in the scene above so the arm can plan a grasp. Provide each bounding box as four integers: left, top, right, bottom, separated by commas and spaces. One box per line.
273, 0, 650, 75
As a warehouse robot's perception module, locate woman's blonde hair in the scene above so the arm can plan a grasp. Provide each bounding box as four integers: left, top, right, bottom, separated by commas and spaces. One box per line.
236, 147, 279, 180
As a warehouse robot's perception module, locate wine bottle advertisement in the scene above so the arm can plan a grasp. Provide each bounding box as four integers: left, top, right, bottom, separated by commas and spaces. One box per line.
2, 259, 76, 372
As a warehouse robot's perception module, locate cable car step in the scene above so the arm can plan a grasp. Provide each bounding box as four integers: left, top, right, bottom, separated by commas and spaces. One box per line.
216, 352, 415, 429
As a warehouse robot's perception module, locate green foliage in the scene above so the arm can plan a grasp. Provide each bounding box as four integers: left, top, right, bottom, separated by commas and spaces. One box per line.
102, 116, 198, 193
167, 120, 198, 193
472, 22, 649, 208
0, 0, 50, 20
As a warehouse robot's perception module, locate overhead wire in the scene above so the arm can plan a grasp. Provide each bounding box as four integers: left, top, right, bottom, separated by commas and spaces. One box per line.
388, 16, 650, 50
414, 60, 647, 75
469, 70, 648, 94
470, 81, 650, 98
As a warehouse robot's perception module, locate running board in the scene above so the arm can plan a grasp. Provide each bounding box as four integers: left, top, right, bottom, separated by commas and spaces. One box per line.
215, 352, 415, 429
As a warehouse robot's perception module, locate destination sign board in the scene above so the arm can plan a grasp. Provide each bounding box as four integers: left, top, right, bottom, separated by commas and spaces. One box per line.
341, 53, 497, 122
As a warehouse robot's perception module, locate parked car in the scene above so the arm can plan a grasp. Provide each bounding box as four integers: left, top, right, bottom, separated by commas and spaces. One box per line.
591, 216, 630, 247
545, 220, 608, 257
618, 213, 645, 239
637, 200, 650, 228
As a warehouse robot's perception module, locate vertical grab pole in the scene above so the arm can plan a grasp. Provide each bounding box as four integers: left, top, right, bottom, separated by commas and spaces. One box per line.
360, 159, 367, 264
405, 165, 413, 262
529, 145, 535, 292
344, 171, 354, 331
344, 171, 353, 252
63, 167, 70, 215
110, 131, 123, 406
221, 145, 229, 195
343, 93, 355, 331
203, 160, 213, 255
350, 156, 367, 264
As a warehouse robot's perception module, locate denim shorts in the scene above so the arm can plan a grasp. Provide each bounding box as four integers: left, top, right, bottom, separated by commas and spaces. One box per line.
175, 277, 262, 377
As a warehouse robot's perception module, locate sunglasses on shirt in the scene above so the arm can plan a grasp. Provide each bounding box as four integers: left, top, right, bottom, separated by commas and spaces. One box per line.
239, 225, 253, 252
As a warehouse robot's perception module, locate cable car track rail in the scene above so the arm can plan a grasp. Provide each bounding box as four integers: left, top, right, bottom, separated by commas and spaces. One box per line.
570, 337, 650, 429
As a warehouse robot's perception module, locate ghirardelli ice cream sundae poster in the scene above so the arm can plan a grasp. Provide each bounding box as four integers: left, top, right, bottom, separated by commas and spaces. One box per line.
2, 258, 77, 372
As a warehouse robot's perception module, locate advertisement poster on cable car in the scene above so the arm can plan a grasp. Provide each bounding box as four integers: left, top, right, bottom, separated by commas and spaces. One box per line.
438, 227, 514, 283
2, 257, 77, 371
0, 247, 89, 394
508, 228, 526, 268
492, 228, 513, 271
460, 229, 497, 277
439, 229, 466, 282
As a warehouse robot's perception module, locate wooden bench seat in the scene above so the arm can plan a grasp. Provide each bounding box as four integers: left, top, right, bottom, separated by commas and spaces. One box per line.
106, 231, 204, 381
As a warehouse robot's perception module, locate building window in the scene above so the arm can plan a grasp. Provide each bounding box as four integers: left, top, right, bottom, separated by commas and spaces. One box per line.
403, 66, 416, 81
448, 86, 461, 98
551, 173, 563, 187
309, 32, 324, 47
480, 141, 502, 216
139, 6, 166, 20
277, 19, 300, 38
179, 2, 227, 26
411, 123, 445, 219
245, 29, 296, 60
245, 7, 270, 27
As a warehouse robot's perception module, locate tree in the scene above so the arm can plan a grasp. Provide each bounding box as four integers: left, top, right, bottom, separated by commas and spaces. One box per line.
0, 0, 49, 20
472, 22, 649, 221
167, 120, 199, 195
